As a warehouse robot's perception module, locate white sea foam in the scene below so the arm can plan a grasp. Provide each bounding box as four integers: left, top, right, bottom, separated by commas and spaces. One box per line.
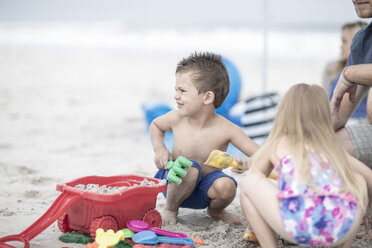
0, 22, 339, 59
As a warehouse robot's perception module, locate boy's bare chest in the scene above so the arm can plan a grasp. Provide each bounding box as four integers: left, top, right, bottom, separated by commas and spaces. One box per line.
172, 127, 228, 163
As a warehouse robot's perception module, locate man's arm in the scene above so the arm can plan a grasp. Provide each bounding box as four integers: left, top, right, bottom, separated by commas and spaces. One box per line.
332, 84, 370, 130
344, 64, 372, 85
331, 64, 372, 130
368, 88, 372, 124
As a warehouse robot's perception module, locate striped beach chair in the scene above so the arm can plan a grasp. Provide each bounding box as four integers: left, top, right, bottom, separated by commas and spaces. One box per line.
241, 92, 279, 145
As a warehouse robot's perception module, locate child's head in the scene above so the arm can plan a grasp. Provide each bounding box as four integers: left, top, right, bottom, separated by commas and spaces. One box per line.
175, 52, 230, 109
260, 83, 365, 208
340, 21, 367, 61
272, 83, 333, 141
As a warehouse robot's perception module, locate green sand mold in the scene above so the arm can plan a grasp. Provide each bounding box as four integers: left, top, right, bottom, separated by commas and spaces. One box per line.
166, 156, 192, 185
122, 228, 135, 238
59, 231, 93, 244
114, 240, 133, 248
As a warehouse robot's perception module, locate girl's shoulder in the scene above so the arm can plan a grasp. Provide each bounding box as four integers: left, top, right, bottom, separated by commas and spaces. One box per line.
271, 136, 290, 163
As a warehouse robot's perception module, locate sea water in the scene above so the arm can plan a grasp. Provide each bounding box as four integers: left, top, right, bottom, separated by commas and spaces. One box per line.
0, 21, 341, 97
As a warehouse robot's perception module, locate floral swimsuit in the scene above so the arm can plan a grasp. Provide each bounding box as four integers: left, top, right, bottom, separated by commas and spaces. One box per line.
275, 152, 357, 246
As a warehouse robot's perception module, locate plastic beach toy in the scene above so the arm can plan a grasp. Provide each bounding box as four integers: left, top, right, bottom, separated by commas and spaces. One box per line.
132, 231, 194, 246
95, 228, 124, 248
166, 156, 192, 185
122, 228, 135, 238
205, 150, 243, 170
59, 231, 92, 244
132, 244, 193, 248
205, 150, 277, 179
0, 175, 166, 248
127, 220, 187, 238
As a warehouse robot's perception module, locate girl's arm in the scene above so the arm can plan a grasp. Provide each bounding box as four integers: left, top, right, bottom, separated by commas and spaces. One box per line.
252, 146, 275, 177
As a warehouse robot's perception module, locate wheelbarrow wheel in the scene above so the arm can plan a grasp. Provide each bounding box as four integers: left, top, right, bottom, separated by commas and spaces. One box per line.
89, 215, 118, 239
57, 213, 72, 233
142, 209, 162, 228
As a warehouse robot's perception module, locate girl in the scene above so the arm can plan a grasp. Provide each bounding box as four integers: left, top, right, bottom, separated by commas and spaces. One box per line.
240, 84, 370, 247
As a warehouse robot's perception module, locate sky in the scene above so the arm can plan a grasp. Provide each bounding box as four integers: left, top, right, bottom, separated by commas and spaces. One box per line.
0, 0, 368, 30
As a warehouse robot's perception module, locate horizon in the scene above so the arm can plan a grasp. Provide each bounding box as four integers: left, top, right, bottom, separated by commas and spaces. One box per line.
0, 0, 369, 31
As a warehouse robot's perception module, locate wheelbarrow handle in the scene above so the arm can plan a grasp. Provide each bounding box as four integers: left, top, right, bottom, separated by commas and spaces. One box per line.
0, 192, 81, 248
0, 235, 30, 248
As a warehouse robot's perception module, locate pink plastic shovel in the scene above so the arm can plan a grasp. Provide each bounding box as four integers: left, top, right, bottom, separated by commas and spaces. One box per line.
127, 220, 187, 238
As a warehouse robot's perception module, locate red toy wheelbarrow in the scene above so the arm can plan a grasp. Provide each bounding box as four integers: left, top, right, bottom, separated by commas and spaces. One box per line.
0, 174, 166, 248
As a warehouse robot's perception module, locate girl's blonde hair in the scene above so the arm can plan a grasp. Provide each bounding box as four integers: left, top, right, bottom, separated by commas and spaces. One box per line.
252, 83, 366, 209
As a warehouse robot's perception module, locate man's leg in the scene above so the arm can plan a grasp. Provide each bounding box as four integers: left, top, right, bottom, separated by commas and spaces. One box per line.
344, 124, 372, 167
336, 127, 355, 156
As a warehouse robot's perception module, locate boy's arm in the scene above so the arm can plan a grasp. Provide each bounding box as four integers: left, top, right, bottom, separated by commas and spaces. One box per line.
229, 123, 259, 157
150, 111, 175, 170
228, 123, 260, 172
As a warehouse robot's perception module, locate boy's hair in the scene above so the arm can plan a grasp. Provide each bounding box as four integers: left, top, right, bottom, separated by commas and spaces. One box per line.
342, 20, 367, 34
252, 83, 366, 210
176, 51, 230, 109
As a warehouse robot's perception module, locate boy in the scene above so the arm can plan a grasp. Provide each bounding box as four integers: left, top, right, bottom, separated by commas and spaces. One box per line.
150, 52, 258, 225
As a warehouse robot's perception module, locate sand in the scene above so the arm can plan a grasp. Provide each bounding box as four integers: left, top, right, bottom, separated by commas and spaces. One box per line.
0, 44, 371, 248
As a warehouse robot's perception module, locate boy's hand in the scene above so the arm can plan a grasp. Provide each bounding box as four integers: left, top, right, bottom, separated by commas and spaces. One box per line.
154, 147, 172, 170
231, 157, 251, 174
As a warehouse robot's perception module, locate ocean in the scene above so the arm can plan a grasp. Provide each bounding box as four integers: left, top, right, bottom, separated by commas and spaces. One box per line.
0, 0, 369, 127
0, 20, 343, 97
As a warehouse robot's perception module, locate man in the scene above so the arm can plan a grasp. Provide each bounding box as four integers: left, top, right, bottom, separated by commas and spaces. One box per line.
330, 0, 372, 241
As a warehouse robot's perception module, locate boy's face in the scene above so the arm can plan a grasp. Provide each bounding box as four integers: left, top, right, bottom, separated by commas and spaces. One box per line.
341, 28, 354, 61
174, 71, 205, 116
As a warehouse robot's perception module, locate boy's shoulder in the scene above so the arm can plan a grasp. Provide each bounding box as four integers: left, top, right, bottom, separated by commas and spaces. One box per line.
214, 114, 237, 126
208, 114, 238, 132
161, 110, 185, 125
166, 110, 182, 119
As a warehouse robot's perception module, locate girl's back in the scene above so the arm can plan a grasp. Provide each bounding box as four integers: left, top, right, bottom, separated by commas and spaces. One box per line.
272, 140, 358, 246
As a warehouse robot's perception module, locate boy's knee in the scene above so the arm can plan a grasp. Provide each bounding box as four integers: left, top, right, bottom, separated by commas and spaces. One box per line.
178, 166, 198, 181
210, 177, 236, 200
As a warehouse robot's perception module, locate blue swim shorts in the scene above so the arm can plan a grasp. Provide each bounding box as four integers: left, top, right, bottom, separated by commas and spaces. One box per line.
154, 160, 237, 209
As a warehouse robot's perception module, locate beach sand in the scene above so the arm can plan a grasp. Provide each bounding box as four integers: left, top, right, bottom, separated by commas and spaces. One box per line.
0, 45, 371, 248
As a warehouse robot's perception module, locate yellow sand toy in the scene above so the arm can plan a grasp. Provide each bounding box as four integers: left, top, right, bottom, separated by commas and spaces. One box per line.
243, 231, 260, 245
95, 228, 124, 248
205, 150, 277, 180
205, 150, 243, 170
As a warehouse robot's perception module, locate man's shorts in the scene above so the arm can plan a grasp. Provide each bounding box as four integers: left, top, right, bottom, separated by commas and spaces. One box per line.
346, 123, 372, 168
154, 160, 237, 209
